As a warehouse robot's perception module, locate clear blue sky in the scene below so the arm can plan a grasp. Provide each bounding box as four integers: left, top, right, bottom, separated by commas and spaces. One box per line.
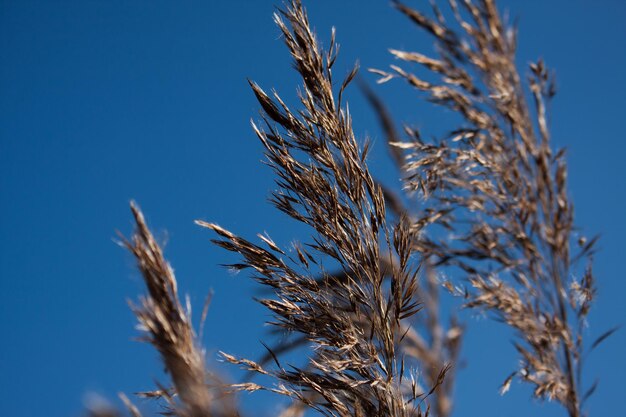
1, 1, 625, 416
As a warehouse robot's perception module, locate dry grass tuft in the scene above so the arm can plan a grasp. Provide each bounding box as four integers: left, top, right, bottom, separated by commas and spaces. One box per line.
121, 202, 238, 417
109, 1, 610, 417
372, 1, 603, 416
195, 1, 435, 415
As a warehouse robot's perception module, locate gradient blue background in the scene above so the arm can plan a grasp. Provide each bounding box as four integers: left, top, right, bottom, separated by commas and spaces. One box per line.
1, 1, 624, 416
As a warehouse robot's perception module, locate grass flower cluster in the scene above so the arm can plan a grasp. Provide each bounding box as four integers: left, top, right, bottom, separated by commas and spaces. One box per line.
100, 2, 611, 417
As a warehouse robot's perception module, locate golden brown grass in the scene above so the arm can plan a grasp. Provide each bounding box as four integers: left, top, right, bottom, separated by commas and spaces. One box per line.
372, 2, 600, 416
106, 1, 611, 417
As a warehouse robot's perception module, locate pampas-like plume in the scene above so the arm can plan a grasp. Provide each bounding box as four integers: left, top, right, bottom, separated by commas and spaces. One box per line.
195, 1, 437, 416
122, 202, 238, 417
111, 1, 610, 417
373, 1, 601, 416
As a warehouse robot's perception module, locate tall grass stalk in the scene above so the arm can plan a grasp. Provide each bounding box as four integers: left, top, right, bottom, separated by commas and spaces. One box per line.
110, 1, 609, 417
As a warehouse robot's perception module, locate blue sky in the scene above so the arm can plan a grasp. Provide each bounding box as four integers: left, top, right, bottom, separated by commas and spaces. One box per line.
1, 1, 625, 416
